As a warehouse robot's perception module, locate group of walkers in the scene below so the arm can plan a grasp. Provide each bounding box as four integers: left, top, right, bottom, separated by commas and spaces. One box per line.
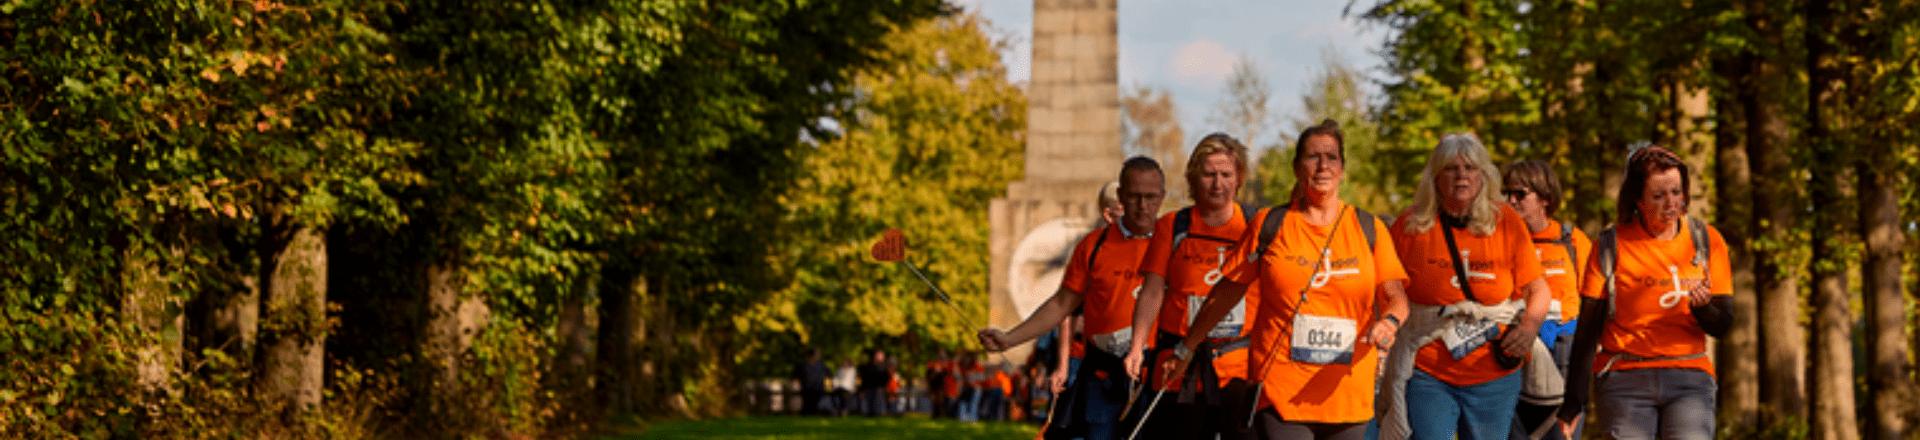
793, 348, 909, 417
981, 122, 1731, 440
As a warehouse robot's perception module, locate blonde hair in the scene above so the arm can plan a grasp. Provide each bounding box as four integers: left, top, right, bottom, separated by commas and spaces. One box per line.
1404, 133, 1503, 236
1183, 133, 1250, 203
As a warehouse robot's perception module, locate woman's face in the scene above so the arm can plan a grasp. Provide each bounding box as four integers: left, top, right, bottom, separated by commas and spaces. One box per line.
1193, 152, 1241, 209
1504, 182, 1545, 223
1638, 168, 1686, 231
1296, 135, 1344, 198
1437, 153, 1482, 210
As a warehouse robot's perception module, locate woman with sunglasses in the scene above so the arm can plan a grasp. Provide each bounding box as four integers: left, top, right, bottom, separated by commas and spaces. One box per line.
1500, 160, 1593, 440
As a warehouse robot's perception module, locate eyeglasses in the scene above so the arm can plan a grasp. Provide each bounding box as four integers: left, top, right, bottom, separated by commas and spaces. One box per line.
1501, 189, 1532, 200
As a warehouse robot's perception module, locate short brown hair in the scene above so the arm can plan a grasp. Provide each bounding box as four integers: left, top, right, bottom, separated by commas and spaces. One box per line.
1501, 160, 1564, 216
1183, 133, 1250, 202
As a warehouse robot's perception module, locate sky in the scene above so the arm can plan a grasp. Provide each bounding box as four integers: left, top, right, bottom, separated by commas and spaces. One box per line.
951, 0, 1390, 151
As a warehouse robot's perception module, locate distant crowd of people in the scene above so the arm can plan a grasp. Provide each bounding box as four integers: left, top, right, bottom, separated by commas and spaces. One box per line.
791, 346, 1059, 422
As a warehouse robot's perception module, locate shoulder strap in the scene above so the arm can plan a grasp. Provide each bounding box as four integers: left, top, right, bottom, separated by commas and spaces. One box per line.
1171, 207, 1193, 251
1688, 216, 1709, 279
1251, 205, 1377, 263
1440, 221, 1477, 300
1355, 208, 1378, 250
1560, 223, 1579, 293
1237, 202, 1255, 225
1087, 224, 1113, 273
1596, 227, 1619, 319
1252, 204, 1291, 262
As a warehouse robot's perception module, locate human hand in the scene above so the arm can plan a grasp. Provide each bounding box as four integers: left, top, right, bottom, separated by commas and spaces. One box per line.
1688, 281, 1712, 307
978, 329, 1009, 352
1362, 318, 1399, 349
1499, 320, 1538, 360
1123, 349, 1144, 382
1049, 367, 1068, 394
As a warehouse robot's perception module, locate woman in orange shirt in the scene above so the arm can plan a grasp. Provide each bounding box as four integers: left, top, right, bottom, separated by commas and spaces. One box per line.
1501, 160, 1593, 440
1377, 133, 1552, 440
1171, 120, 1410, 440
1555, 146, 1731, 440
1125, 133, 1259, 440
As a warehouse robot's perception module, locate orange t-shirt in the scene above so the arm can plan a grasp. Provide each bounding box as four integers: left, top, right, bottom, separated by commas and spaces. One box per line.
992, 370, 1012, 394
1390, 205, 1544, 386
1531, 220, 1594, 323
941, 360, 961, 398
1582, 222, 1732, 375
964, 364, 988, 389
1139, 204, 1257, 385
1221, 205, 1407, 423
1061, 224, 1152, 357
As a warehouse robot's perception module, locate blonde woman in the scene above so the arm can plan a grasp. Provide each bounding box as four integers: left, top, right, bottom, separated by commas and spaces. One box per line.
1379, 133, 1552, 440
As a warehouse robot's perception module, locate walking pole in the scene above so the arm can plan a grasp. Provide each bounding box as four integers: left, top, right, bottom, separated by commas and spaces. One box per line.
871, 229, 1010, 365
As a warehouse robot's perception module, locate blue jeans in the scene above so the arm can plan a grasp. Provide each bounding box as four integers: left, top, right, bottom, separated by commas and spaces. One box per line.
1075, 370, 1132, 440
1405, 369, 1522, 440
1593, 369, 1716, 440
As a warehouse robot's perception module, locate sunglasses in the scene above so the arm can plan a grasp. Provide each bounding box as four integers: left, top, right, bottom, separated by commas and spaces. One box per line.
1501, 189, 1532, 199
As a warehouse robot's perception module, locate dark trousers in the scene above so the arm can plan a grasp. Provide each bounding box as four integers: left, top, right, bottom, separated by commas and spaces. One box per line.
800, 388, 826, 415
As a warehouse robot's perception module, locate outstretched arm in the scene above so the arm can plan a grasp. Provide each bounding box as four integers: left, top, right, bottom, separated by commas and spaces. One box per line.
979, 287, 1084, 351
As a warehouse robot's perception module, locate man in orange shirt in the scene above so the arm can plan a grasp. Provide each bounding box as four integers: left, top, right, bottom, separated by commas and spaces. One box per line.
1557, 146, 1732, 440
1170, 120, 1410, 440
980, 156, 1167, 439
1123, 133, 1258, 440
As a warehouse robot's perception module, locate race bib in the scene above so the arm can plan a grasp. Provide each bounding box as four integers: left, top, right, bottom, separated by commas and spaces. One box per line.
1546, 299, 1565, 322
1189, 295, 1247, 339
1440, 319, 1500, 359
1289, 313, 1357, 364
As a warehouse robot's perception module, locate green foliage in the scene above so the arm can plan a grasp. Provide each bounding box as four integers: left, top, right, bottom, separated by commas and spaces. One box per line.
745, 11, 1026, 375
1259, 48, 1402, 215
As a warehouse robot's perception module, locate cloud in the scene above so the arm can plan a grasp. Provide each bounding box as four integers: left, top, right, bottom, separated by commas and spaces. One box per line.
1166, 39, 1239, 90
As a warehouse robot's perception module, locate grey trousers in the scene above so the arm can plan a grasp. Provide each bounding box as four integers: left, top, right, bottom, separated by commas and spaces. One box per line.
1593, 369, 1717, 440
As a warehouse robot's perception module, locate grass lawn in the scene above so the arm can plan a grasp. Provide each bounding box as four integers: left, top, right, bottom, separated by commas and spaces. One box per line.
607, 415, 1042, 440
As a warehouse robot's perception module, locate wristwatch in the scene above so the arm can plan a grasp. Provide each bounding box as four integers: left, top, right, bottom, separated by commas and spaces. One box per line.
1172, 344, 1193, 360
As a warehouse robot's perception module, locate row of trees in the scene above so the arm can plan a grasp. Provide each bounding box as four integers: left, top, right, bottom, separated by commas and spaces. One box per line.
1353, 0, 1920, 438
2, 1, 1031, 437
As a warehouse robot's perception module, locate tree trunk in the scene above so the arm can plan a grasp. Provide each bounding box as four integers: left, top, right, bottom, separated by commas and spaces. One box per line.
1805, 3, 1860, 435
256, 225, 328, 412
123, 242, 184, 393
597, 265, 641, 414
1858, 97, 1915, 440
422, 260, 486, 406
1743, 44, 1808, 425
1735, 0, 1810, 422
1709, 64, 1760, 423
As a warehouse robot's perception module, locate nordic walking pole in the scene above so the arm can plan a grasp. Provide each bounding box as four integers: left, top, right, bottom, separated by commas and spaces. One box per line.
871, 229, 1009, 365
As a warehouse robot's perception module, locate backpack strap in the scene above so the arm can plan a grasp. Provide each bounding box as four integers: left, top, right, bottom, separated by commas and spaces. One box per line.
1561, 222, 1578, 292
1172, 203, 1256, 250
1596, 227, 1619, 319
1532, 222, 1580, 293
1688, 216, 1709, 280
1251, 204, 1378, 264
1171, 207, 1194, 251
1251, 204, 1291, 263
1087, 224, 1113, 273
